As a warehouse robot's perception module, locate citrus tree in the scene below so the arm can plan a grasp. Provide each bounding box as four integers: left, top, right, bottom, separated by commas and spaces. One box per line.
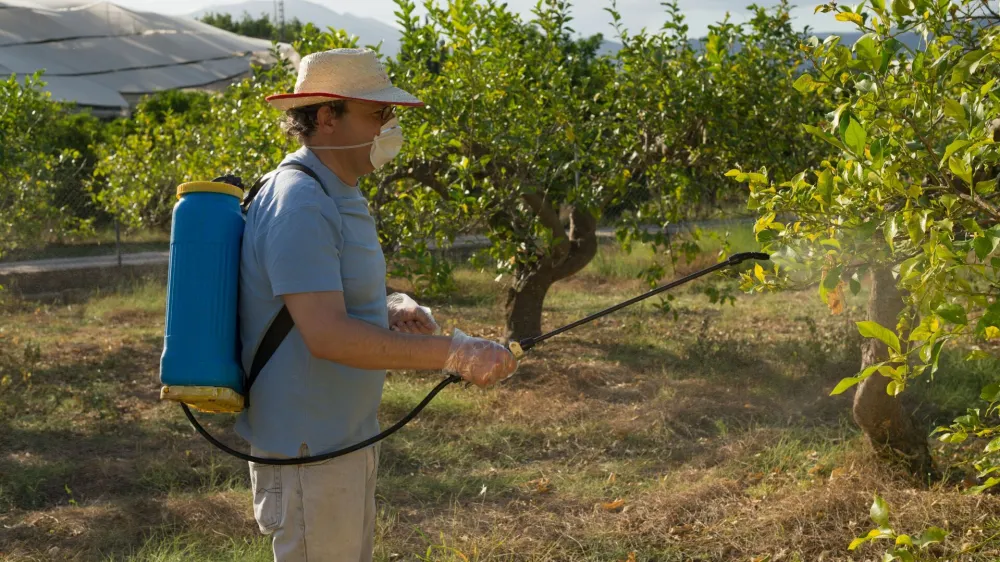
90, 47, 305, 230
609, 0, 828, 286
734, 0, 1000, 478
380, 0, 827, 339
0, 72, 97, 258
383, 0, 626, 340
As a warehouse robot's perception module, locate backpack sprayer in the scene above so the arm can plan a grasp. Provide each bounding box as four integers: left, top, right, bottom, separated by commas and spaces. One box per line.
157, 166, 769, 465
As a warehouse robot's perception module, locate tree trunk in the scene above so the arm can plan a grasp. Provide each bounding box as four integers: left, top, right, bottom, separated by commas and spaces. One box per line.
852, 265, 934, 478
504, 203, 599, 343
505, 263, 554, 342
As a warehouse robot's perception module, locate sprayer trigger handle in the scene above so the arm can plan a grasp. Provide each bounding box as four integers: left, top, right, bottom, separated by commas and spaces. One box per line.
509, 341, 525, 360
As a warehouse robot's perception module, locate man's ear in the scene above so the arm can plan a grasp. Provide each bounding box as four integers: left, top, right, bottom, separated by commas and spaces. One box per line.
316, 105, 339, 135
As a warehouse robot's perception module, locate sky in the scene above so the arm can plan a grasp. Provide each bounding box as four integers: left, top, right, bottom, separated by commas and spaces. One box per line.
113, 0, 858, 38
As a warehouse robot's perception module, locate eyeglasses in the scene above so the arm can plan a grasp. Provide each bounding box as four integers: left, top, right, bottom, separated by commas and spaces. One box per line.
378, 105, 395, 124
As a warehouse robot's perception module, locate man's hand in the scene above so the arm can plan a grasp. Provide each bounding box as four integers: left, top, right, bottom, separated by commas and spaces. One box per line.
387, 293, 439, 335
444, 329, 518, 387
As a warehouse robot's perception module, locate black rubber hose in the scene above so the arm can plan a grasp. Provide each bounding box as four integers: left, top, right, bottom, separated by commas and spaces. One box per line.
181, 374, 463, 465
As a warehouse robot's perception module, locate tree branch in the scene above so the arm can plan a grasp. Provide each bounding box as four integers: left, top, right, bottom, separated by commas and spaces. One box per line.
551, 204, 599, 281
521, 191, 570, 264
379, 161, 450, 199
895, 111, 1000, 220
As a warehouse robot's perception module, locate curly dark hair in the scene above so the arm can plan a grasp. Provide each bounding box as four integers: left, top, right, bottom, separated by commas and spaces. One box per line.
280, 100, 347, 143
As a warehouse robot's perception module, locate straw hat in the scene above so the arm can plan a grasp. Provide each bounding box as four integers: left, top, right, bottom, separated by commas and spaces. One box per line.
266, 48, 423, 111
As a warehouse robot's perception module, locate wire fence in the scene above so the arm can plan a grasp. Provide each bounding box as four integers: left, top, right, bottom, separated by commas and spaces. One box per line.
0, 163, 757, 300
0, 186, 168, 264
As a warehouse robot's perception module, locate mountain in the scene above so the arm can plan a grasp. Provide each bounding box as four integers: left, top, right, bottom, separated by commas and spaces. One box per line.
187, 1, 925, 62
595, 30, 925, 58
187, 0, 402, 55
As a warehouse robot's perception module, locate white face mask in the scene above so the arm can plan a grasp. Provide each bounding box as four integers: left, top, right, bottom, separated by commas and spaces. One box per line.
308, 117, 403, 169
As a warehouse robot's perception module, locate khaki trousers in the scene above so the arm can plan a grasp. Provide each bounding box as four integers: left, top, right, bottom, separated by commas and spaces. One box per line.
248, 443, 379, 562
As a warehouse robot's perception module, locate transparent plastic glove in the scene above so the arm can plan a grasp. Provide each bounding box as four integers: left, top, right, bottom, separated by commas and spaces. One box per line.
444, 329, 518, 387
387, 293, 440, 335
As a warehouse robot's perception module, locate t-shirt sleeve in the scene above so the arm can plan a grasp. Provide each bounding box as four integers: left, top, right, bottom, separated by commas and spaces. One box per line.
262, 205, 344, 297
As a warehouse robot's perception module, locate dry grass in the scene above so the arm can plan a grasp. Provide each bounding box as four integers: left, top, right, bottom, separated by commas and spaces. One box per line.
1, 247, 999, 561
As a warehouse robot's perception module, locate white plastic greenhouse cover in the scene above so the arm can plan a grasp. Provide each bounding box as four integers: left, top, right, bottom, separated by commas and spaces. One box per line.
0, 0, 299, 117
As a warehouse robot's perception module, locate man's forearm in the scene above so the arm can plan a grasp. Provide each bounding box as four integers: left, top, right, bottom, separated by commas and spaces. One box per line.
311, 315, 452, 371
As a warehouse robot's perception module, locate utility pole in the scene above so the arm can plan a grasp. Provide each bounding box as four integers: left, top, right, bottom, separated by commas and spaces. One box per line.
277, 0, 285, 42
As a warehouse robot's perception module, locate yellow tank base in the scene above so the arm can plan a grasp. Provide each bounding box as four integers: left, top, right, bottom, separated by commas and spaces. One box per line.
160, 385, 245, 413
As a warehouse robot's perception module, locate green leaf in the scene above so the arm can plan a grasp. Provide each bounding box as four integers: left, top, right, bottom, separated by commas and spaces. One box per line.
942, 139, 971, 165
849, 536, 869, 551
823, 264, 843, 290
804, 124, 849, 151
948, 155, 973, 185
869, 137, 889, 166
895, 534, 913, 547
906, 213, 923, 244
850, 275, 862, 295
817, 168, 834, 205
943, 99, 968, 129
986, 437, 1000, 453
892, 0, 913, 15
935, 303, 967, 325
855, 34, 879, 68
870, 494, 890, 528
793, 74, 819, 93
857, 321, 901, 353
831, 376, 860, 395
950, 50, 987, 86
912, 51, 925, 75
968, 477, 1000, 494
975, 237, 993, 261
836, 11, 864, 25
975, 303, 1000, 338
859, 363, 883, 382
929, 339, 945, 374
843, 117, 867, 156
884, 215, 899, 250
914, 527, 948, 548
980, 77, 998, 98
962, 218, 984, 236
887, 380, 904, 396
981, 383, 1000, 402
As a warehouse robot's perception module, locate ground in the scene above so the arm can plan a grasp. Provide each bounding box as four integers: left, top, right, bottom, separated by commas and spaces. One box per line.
1, 243, 999, 561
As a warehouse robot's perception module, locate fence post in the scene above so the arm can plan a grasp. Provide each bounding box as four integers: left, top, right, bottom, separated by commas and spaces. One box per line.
114, 217, 122, 268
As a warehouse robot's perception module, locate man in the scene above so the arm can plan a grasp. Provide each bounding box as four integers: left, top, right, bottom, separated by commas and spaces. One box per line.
237, 48, 518, 561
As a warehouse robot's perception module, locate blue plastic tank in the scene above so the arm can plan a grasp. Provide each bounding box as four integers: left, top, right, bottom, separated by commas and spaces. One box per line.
159, 181, 246, 413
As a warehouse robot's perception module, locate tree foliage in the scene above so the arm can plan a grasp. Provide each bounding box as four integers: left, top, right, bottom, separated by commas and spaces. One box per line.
734, 0, 1000, 485
88, 0, 824, 336
0, 72, 101, 258
382, 0, 823, 337
199, 11, 308, 43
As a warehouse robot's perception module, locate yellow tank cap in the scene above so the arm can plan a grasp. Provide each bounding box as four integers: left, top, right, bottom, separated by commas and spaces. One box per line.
176, 181, 244, 200
160, 385, 245, 413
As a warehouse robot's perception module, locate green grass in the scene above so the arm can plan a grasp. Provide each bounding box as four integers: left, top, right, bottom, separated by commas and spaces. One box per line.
908, 349, 1000, 421
82, 279, 167, 320
112, 533, 272, 562
4, 244, 1000, 561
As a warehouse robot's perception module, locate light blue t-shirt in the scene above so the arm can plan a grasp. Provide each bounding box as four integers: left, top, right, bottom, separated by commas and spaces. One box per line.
235, 146, 388, 458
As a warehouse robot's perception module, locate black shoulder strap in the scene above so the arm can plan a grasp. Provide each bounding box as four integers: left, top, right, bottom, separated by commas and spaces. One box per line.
241, 163, 323, 213
242, 162, 325, 405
